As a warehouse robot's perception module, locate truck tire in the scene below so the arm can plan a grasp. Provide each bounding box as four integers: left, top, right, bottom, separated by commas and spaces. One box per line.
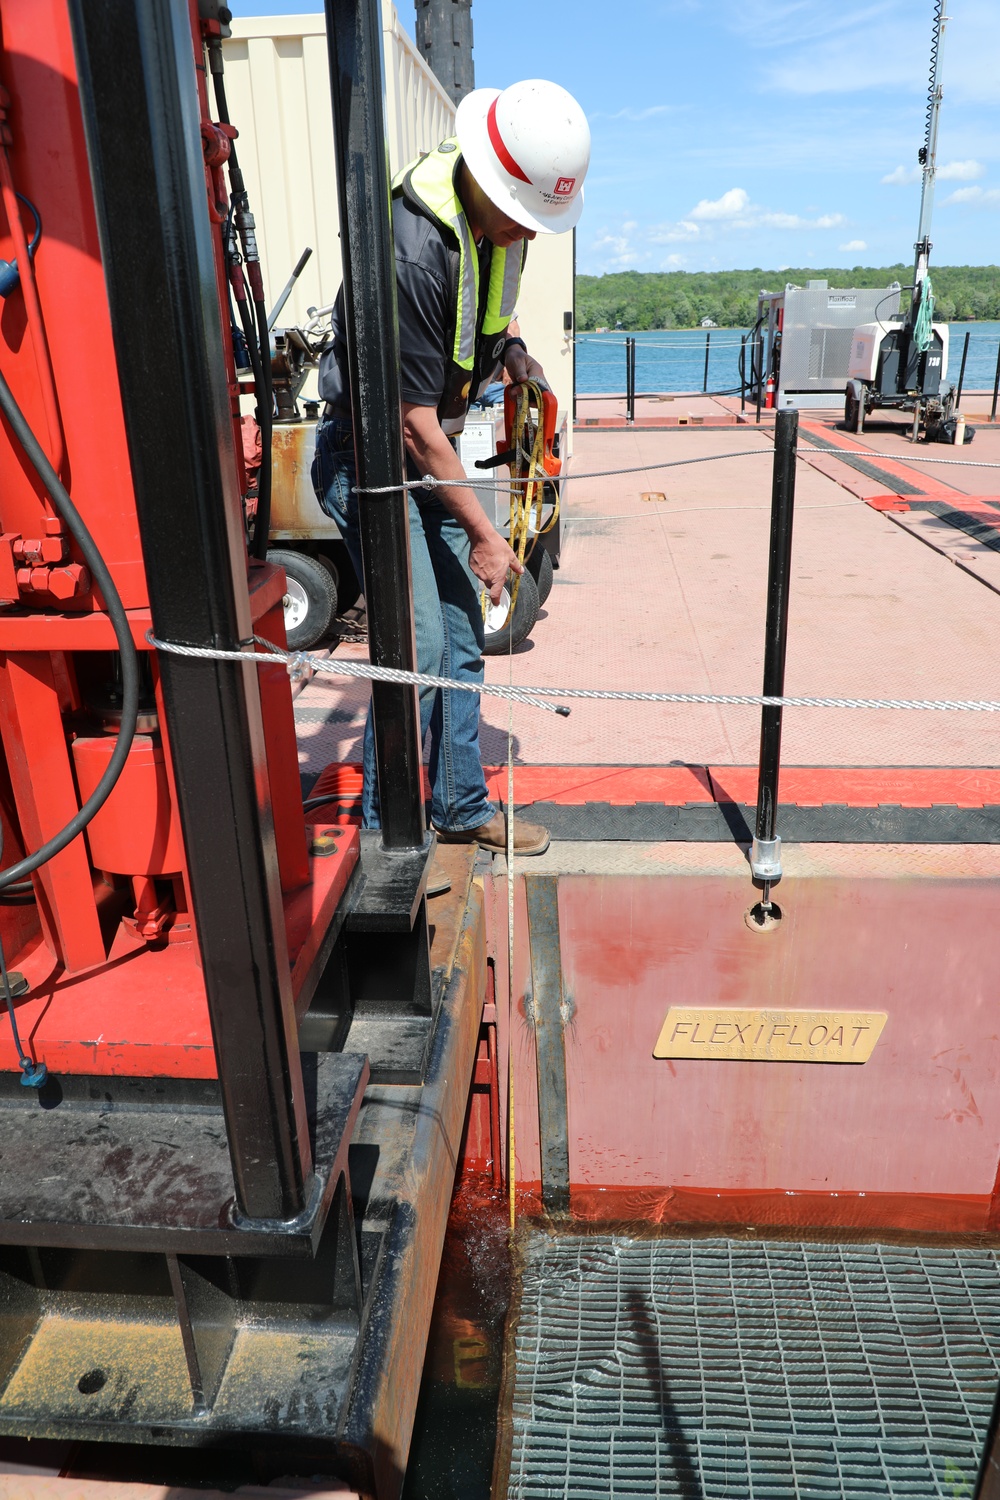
525, 544, 554, 606
482, 567, 539, 656
269, 548, 337, 650
844, 385, 862, 434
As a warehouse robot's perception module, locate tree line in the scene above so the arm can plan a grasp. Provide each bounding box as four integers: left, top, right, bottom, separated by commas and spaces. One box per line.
576, 265, 1000, 331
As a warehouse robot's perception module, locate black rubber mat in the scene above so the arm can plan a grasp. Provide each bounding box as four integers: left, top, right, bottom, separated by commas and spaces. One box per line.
508, 1235, 1000, 1497
520, 801, 1000, 844
798, 429, 929, 496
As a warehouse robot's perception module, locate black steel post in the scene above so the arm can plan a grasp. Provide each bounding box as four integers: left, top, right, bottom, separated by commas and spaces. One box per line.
956, 328, 971, 410
324, 0, 425, 851
755, 334, 764, 425
625, 337, 636, 423
703, 330, 710, 392
740, 334, 747, 415
991, 340, 1000, 424
752, 407, 799, 911
571, 232, 577, 422
68, 0, 312, 1221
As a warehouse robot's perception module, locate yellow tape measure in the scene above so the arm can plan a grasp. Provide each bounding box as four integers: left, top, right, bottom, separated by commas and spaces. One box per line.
480, 379, 561, 631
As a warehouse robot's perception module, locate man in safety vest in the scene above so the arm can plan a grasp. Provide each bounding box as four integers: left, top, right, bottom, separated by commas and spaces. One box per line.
313, 79, 589, 856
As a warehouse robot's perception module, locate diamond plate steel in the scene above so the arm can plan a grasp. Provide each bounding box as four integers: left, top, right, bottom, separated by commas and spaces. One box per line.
508, 1236, 1000, 1498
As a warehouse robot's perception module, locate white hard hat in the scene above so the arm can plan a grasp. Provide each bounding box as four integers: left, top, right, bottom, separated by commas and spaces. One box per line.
455, 79, 590, 235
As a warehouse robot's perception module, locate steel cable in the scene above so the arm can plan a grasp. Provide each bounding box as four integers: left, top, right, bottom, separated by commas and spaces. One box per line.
147, 632, 1000, 719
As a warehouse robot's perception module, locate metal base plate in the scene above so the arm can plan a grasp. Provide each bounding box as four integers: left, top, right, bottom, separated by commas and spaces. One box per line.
0, 1055, 367, 1255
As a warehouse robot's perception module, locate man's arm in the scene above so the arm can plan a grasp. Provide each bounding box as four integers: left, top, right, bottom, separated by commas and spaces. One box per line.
401, 401, 521, 606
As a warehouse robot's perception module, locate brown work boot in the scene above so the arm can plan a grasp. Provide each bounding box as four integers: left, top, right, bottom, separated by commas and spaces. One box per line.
435, 811, 550, 856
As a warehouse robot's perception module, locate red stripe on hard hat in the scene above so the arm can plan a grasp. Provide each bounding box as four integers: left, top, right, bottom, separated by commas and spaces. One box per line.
486, 97, 532, 185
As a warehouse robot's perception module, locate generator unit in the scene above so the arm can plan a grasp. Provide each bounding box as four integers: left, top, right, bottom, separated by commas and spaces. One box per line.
755, 281, 902, 411
844, 315, 951, 434
843, 1, 965, 442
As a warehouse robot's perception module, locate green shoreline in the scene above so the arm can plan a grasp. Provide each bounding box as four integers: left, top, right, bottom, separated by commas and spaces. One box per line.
577, 264, 1000, 331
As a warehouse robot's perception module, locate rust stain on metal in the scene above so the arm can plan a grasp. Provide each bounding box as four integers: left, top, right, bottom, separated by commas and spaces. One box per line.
269, 424, 338, 540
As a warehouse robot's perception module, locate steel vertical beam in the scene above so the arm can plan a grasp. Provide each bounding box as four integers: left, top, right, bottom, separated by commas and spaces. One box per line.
324, 0, 425, 852
751, 407, 798, 898
68, 0, 312, 1221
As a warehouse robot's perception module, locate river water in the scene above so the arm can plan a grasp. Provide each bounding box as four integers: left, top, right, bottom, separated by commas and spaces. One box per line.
574, 322, 1000, 397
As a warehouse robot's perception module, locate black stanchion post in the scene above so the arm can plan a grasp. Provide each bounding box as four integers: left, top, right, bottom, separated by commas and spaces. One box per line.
750, 407, 798, 924
755, 334, 764, 425
703, 329, 710, 392
740, 334, 747, 416
955, 328, 971, 411
626, 336, 636, 423
991, 339, 1000, 424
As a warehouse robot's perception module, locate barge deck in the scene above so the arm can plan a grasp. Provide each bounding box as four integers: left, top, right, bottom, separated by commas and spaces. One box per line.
295, 399, 1000, 1499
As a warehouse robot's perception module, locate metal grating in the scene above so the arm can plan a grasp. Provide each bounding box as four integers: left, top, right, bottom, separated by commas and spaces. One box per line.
508, 1236, 1000, 1498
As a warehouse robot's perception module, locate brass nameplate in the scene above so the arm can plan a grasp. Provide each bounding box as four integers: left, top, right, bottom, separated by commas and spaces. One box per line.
653, 1008, 887, 1063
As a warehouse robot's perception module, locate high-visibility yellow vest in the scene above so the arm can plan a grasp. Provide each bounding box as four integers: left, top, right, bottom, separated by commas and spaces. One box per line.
394, 138, 525, 434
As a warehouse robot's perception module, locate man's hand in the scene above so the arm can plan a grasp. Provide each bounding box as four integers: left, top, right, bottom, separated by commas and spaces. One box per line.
504, 341, 548, 389
469, 529, 522, 606
401, 399, 523, 605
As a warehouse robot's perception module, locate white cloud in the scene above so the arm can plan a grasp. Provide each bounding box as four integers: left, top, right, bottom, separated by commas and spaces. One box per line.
883, 159, 986, 185
590, 104, 677, 123
663, 254, 687, 268
943, 185, 1000, 207
689, 187, 750, 221
882, 165, 920, 185
590, 221, 650, 269
742, 0, 1000, 101
840, 239, 868, 251
938, 159, 986, 181
649, 220, 702, 244
660, 187, 844, 235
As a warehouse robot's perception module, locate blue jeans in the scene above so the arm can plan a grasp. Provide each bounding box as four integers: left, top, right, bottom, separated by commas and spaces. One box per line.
311, 417, 495, 832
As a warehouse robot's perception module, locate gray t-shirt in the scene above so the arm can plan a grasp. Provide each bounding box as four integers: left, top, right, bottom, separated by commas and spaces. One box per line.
318, 193, 491, 410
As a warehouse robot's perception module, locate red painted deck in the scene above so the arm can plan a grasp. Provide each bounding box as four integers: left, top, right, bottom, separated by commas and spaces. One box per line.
295, 399, 1000, 781
296, 399, 1000, 1235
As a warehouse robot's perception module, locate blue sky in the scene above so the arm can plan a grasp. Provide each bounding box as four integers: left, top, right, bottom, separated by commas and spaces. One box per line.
235, 1, 1000, 276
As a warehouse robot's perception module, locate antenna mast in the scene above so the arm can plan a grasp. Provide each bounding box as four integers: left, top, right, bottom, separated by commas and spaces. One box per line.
912, 0, 947, 304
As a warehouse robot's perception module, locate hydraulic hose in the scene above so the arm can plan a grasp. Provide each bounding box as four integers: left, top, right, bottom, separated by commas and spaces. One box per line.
208, 43, 273, 560
0, 366, 139, 890
250, 289, 274, 559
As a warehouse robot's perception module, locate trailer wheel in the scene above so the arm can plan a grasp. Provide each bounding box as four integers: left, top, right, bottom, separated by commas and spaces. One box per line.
844, 386, 862, 434
482, 566, 539, 656
525, 545, 554, 606
269, 548, 337, 650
